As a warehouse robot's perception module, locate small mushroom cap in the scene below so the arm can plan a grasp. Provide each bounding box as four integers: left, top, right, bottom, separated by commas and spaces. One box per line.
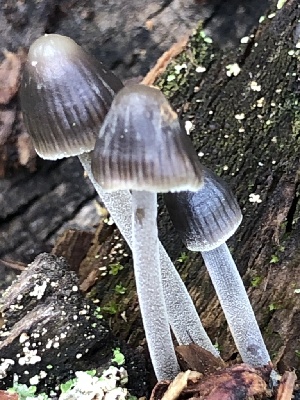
20, 34, 123, 160
91, 84, 204, 193
164, 167, 242, 251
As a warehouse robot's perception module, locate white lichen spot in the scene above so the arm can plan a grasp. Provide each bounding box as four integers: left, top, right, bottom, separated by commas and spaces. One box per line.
256, 97, 265, 108
19, 333, 29, 344
277, 0, 286, 9
259, 16, 265, 23
120, 311, 127, 322
208, 110, 213, 115
198, 151, 205, 157
268, 12, 276, 19
30, 281, 47, 300
195, 66, 206, 73
0, 359, 15, 379
76, 353, 82, 359
235, 113, 245, 120
31, 60, 38, 67
29, 375, 40, 385
249, 193, 262, 203
239, 127, 245, 133
271, 136, 277, 143
18, 349, 41, 366
185, 120, 193, 135
240, 36, 250, 44
258, 162, 264, 166
72, 285, 78, 292
288, 50, 295, 56
250, 81, 261, 91
225, 63, 241, 77
174, 63, 187, 74
272, 160, 276, 165
223, 165, 229, 171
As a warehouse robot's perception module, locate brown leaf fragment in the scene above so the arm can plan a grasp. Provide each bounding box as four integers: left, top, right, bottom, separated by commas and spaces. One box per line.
151, 364, 271, 400
176, 343, 226, 375
0, 50, 23, 104
161, 371, 197, 400
0, 390, 18, 400
276, 370, 297, 400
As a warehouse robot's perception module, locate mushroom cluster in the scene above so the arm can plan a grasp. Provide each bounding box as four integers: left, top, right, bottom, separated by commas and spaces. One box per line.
20, 34, 270, 381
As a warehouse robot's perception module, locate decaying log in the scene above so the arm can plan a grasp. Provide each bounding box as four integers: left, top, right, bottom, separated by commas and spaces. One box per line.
0, 253, 147, 396
0, 0, 300, 398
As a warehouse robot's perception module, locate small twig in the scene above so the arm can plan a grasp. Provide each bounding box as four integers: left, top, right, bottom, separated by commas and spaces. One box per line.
0, 259, 26, 271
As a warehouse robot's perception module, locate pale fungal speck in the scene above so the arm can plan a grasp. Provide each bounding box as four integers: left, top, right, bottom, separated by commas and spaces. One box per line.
76, 353, 83, 359
258, 162, 264, 166
225, 63, 241, 77
195, 66, 206, 73
250, 81, 261, 91
277, 0, 286, 9
223, 165, 229, 171
268, 13, 276, 19
288, 50, 295, 56
239, 127, 245, 133
185, 120, 193, 135
235, 113, 245, 120
29, 375, 40, 385
272, 160, 276, 165
30, 281, 47, 300
198, 151, 204, 157
31, 60, 38, 66
240, 36, 250, 44
249, 193, 262, 203
208, 110, 213, 115
259, 16, 265, 23
19, 333, 29, 344
72, 285, 78, 292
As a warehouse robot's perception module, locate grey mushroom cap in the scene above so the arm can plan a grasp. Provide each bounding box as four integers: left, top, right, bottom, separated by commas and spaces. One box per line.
20, 34, 123, 160
164, 167, 242, 251
91, 84, 204, 193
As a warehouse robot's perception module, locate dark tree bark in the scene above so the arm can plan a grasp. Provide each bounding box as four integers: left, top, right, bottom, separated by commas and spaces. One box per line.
0, 0, 299, 397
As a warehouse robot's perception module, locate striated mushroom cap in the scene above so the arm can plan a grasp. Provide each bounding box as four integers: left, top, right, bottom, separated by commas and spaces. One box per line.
164, 167, 242, 251
20, 34, 123, 160
91, 84, 204, 193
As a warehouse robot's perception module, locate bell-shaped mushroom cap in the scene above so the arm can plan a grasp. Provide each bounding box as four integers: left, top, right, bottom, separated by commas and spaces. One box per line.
91, 84, 204, 193
164, 167, 242, 251
20, 34, 123, 160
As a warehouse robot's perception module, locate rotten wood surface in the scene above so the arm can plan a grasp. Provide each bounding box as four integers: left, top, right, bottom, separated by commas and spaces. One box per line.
1, 0, 300, 398
0, 253, 147, 396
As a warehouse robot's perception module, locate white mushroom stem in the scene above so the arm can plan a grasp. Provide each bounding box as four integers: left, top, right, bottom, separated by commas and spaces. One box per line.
201, 243, 270, 366
132, 190, 179, 380
79, 153, 218, 357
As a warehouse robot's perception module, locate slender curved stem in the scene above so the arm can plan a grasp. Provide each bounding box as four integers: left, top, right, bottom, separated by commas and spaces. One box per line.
79, 153, 218, 356
132, 190, 179, 380
201, 243, 270, 366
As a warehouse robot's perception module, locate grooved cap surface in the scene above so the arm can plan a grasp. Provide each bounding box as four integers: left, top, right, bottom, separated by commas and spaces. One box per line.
20, 34, 123, 160
91, 84, 204, 193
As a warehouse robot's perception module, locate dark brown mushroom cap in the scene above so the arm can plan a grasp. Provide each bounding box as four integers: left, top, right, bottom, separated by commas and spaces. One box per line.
164, 167, 242, 251
91, 84, 204, 193
20, 34, 123, 160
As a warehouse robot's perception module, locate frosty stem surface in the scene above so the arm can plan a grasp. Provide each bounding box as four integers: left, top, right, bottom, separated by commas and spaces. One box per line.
79, 153, 217, 357
201, 243, 270, 366
131, 190, 179, 380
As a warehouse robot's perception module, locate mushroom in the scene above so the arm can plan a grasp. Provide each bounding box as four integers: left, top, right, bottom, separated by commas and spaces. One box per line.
20, 34, 218, 361
91, 84, 207, 380
164, 166, 270, 367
